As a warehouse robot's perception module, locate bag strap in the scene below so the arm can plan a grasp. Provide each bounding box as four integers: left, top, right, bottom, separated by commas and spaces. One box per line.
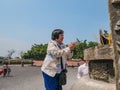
60, 57, 64, 70
52, 42, 66, 70
57, 44, 64, 70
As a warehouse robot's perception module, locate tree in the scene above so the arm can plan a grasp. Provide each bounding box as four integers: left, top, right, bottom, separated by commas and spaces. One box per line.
22, 44, 48, 60
72, 39, 98, 59
20, 51, 24, 59
7, 49, 15, 59
22, 39, 97, 60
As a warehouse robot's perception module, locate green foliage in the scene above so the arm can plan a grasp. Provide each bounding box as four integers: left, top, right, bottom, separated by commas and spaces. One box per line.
0, 60, 3, 64
22, 39, 97, 60
72, 39, 98, 59
2, 60, 32, 64
87, 41, 98, 48
22, 44, 48, 60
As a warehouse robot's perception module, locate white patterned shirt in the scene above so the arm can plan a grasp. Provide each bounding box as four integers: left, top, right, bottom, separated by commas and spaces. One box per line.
41, 40, 73, 77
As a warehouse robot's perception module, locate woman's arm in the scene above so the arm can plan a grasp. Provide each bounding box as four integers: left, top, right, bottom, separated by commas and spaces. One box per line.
47, 42, 71, 58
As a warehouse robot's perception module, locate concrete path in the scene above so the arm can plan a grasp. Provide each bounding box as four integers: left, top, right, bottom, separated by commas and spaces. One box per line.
0, 65, 78, 90
70, 76, 116, 90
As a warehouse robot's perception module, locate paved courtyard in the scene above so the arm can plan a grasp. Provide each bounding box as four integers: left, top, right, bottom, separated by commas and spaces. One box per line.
0, 65, 78, 90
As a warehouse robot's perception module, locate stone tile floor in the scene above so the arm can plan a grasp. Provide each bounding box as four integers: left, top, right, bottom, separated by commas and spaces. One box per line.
0, 65, 78, 90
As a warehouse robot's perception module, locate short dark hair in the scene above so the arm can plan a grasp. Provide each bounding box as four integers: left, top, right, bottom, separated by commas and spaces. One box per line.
51, 29, 64, 40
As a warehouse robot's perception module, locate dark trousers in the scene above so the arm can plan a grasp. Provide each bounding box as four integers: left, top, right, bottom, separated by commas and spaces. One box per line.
42, 72, 62, 90
3, 69, 7, 77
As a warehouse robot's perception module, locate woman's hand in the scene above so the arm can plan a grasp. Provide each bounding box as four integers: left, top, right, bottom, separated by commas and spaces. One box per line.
68, 42, 77, 50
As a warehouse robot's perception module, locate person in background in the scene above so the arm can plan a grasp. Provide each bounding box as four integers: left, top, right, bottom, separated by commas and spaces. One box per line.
7, 65, 11, 76
41, 29, 76, 90
3, 63, 11, 77
77, 60, 89, 79
21, 59, 24, 67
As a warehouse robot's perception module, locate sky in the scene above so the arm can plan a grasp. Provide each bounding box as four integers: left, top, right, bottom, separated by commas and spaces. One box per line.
0, 0, 110, 58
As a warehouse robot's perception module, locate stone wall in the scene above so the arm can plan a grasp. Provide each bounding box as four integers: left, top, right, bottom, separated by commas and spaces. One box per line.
84, 45, 115, 83
84, 45, 114, 60
89, 60, 115, 83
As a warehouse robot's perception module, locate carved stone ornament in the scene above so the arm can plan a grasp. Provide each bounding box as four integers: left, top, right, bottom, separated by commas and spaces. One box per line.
116, 20, 120, 26
112, 0, 120, 7
114, 20, 120, 31
112, 0, 120, 4
116, 41, 120, 47
116, 43, 120, 54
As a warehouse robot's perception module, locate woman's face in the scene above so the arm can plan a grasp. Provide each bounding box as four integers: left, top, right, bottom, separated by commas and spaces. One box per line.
56, 34, 64, 44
